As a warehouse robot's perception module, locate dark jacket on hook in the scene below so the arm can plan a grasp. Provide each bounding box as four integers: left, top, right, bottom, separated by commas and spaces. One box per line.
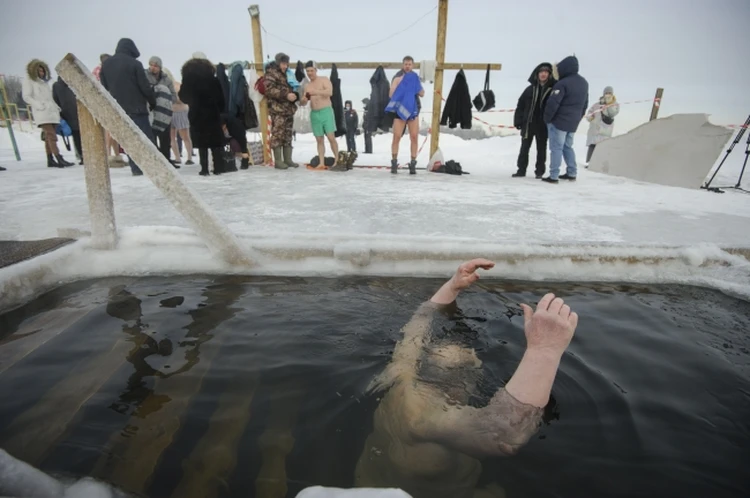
366, 66, 391, 132
180, 58, 225, 148
100, 38, 155, 116
216, 63, 231, 113
295, 61, 305, 83
514, 62, 557, 139
330, 64, 347, 137
440, 69, 472, 129
52, 77, 79, 130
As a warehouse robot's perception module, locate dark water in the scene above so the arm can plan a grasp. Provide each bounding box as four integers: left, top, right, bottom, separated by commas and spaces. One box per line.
0, 276, 749, 498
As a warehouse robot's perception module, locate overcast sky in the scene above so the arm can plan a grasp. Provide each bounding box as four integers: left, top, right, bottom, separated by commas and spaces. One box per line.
2, 0, 749, 132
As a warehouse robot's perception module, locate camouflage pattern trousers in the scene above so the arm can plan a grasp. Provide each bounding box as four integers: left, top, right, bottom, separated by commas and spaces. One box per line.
270, 113, 294, 149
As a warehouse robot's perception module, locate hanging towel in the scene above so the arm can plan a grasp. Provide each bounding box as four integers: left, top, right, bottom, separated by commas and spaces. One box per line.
385, 71, 421, 121
419, 60, 436, 83
440, 69, 473, 129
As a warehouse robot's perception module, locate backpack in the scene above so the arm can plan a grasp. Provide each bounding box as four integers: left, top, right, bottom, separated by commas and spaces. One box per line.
436, 160, 467, 175
254, 77, 266, 95
472, 65, 496, 112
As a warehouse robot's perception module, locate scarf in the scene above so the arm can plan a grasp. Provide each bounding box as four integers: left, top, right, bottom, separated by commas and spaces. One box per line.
385, 71, 421, 121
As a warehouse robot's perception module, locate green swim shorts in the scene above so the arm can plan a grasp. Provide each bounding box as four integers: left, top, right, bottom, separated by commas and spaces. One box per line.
311, 106, 337, 137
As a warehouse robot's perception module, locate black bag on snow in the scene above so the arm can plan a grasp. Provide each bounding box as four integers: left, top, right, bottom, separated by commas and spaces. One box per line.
472, 65, 496, 112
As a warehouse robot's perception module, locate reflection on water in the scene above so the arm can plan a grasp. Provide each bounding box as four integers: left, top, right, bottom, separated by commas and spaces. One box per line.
0, 276, 748, 498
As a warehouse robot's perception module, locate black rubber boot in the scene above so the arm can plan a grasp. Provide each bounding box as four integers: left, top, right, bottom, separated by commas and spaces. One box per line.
240, 157, 249, 169
47, 154, 62, 168
391, 158, 398, 174
409, 160, 417, 175
55, 154, 74, 166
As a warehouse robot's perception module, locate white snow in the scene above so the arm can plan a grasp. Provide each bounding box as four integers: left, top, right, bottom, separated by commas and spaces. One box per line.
1, 123, 749, 309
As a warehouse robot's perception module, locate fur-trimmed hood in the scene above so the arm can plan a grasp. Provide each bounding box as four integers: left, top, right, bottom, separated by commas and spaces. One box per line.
527, 62, 557, 86
181, 57, 215, 80
27, 59, 51, 82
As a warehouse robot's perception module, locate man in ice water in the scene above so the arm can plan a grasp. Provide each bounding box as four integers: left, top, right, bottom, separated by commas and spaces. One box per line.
300, 61, 342, 171
356, 259, 579, 498
387, 56, 425, 175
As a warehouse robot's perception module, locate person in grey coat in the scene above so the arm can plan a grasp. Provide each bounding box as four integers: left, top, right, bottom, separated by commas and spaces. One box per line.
585, 86, 620, 163
146, 56, 177, 164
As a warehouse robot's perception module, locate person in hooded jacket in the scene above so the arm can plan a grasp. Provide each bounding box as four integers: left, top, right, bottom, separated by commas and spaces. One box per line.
22, 60, 74, 167
543, 55, 589, 183
344, 100, 358, 152
100, 38, 156, 176
179, 55, 228, 176
52, 76, 83, 165
145, 56, 177, 165
513, 62, 557, 178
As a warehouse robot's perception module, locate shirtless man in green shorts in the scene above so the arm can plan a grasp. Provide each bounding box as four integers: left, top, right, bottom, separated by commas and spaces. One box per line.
300, 61, 342, 169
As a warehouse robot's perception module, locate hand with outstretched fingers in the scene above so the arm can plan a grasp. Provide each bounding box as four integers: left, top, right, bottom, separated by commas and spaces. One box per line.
520, 293, 578, 356
450, 258, 495, 291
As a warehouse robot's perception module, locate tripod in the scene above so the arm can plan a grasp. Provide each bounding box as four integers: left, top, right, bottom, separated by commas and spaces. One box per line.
702, 113, 750, 193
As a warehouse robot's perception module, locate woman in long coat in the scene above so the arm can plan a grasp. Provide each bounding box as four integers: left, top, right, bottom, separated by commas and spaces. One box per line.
179, 56, 230, 175
585, 86, 620, 163
22, 59, 74, 167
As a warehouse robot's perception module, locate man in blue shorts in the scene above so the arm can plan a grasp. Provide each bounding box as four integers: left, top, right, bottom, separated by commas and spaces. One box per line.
300, 61, 343, 170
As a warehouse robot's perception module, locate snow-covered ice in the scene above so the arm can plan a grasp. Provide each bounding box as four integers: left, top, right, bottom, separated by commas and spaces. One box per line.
1, 124, 749, 308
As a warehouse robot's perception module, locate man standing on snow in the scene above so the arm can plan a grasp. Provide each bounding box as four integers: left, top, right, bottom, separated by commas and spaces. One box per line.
513, 62, 556, 179
344, 100, 358, 153
300, 61, 343, 171
145, 56, 177, 164
543, 55, 589, 183
100, 38, 156, 176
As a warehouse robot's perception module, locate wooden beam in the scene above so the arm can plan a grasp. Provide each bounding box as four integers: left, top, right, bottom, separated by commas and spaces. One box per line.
313, 62, 500, 71
650, 87, 664, 121
430, 0, 449, 159
78, 102, 118, 249
249, 5, 271, 165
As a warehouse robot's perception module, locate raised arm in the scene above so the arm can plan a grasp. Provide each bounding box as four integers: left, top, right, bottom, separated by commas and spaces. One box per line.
367, 259, 495, 394
408, 270, 578, 458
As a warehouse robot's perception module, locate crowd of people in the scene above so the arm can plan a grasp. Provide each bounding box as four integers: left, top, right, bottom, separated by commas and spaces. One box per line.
512, 57, 619, 183
16, 43, 618, 181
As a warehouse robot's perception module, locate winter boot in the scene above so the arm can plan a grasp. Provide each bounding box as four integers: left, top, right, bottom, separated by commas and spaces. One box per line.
408, 160, 417, 175
390, 158, 398, 174
56, 154, 74, 167
240, 157, 250, 170
273, 147, 287, 170
283, 145, 298, 168
47, 154, 62, 168
512, 171, 526, 178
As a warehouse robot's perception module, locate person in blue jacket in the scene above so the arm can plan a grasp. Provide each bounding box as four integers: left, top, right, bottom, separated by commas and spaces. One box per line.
543, 55, 589, 183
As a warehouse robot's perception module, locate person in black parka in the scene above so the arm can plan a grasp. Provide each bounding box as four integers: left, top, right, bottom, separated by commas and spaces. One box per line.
344, 100, 358, 152
52, 76, 83, 164
100, 38, 156, 176
513, 62, 557, 178
179, 57, 227, 176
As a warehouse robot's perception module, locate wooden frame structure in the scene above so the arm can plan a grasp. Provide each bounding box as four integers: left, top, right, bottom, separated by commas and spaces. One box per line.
248, 0, 501, 164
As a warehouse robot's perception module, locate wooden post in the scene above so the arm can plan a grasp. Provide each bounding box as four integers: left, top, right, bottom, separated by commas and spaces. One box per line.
78, 102, 118, 249
429, 0, 449, 159
650, 87, 664, 121
249, 5, 271, 165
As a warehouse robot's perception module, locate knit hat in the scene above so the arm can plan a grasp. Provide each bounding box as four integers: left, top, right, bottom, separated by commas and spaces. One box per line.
276, 52, 290, 64
192, 51, 207, 60
603, 86, 614, 94
149, 56, 162, 68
